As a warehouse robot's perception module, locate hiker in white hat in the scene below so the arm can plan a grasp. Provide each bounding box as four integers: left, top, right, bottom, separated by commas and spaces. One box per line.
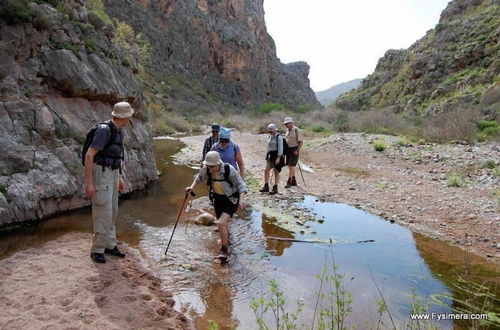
283, 116, 303, 188
84, 101, 134, 264
258, 123, 285, 195
185, 151, 247, 260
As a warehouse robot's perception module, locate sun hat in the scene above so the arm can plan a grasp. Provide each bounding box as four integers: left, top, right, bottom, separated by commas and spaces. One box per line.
283, 117, 293, 124
219, 127, 231, 139
267, 123, 277, 131
211, 123, 220, 132
203, 151, 222, 166
111, 102, 134, 118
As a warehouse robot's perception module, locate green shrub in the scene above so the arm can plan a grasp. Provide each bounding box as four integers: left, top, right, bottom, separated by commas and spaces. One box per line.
493, 168, 500, 177
0, 185, 7, 194
483, 160, 497, 169
294, 103, 314, 113
0, 0, 33, 25
255, 103, 285, 114
446, 173, 463, 187
121, 56, 131, 67
86, 0, 112, 27
482, 125, 499, 137
477, 132, 487, 142
83, 38, 99, 52
477, 120, 498, 131
74, 21, 93, 32
312, 125, 325, 133
373, 140, 387, 152
33, 10, 55, 30
87, 11, 106, 29
55, 42, 80, 57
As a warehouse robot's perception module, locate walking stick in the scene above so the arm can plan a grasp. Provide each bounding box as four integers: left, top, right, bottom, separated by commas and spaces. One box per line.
298, 161, 306, 188
164, 191, 195, 255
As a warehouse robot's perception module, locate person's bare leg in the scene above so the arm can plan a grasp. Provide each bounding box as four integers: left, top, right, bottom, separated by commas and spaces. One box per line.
289, 165, 296, 179
274, 170, 280, 186
218, 213, 231, 249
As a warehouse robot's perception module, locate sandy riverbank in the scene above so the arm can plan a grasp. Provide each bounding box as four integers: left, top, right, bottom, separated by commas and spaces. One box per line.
0, 232, 191, 329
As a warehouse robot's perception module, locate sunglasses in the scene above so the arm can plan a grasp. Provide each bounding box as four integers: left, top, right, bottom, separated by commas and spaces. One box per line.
207, 165, 219, 168
219, 139, 229, 143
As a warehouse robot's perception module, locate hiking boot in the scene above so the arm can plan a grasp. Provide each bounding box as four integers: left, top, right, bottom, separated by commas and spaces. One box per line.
285, 178, 292, 188
104, 246, 125, 258
259, 183, 269, 193
90, 252, 106, 264
291, 177, 297, 186
269, 185, 278, 195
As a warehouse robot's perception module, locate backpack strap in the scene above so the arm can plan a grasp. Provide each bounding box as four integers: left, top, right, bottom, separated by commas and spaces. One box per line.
206, 163, 234, 189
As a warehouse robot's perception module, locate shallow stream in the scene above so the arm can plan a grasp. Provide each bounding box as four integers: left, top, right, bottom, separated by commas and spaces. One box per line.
1, 138, 498, 329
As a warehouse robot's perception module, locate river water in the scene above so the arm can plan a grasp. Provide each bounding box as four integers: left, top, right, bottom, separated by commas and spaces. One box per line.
1, 138, 498, 329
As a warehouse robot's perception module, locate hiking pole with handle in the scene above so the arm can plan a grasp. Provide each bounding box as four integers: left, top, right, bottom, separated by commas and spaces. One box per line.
298, 161, 306, 188
164, 191, 196, 255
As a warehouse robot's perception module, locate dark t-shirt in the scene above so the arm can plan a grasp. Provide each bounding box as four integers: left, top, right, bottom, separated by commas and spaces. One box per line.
91, 122, 124, 166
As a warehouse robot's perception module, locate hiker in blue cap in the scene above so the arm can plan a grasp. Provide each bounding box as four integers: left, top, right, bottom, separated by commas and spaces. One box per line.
201, 123, 220, 164
210, 127, 245, 177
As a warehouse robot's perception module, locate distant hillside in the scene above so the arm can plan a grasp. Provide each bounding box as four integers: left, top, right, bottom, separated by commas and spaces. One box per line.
336, 0, 499, 117
315, 79, 362, 106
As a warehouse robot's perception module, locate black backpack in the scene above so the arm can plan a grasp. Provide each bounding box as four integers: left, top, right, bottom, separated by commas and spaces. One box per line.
277, 133, 289, 154
207, 163, 233, 188
81, 121, 117, 166
206, 163, 240, 205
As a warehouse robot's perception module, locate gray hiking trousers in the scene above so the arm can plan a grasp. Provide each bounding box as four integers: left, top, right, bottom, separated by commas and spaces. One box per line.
91, 164, 119, 253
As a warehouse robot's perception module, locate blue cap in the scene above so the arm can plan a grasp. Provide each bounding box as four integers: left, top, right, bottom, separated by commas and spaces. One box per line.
211, 123, 220, 132
219, 127, 231, 140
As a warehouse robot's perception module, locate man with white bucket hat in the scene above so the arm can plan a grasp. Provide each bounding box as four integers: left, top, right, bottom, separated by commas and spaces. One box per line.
84, 101, 134, 264
283, 116, 303, 188
185, 151, 247, 260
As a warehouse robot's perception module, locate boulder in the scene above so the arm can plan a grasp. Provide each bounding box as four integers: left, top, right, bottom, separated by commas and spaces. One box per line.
194, 212, 216, 226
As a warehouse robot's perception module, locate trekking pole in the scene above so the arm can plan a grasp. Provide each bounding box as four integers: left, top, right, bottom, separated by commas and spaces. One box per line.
184, 193, 196, 234
164, 191, 195, 255
298, 161, 306, 188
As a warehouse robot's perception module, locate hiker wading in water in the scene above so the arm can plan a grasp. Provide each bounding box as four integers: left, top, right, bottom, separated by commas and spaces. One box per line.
210, 127, 245, 177
84, 102, 133, 264
185, 151, 247, 259
283, 117, 303, 188
201, 123, 220, 165
259, 123, 285, 195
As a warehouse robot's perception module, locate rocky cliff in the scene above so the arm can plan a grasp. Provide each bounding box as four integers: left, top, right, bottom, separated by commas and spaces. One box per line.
0, 1, 157, 224
0, 0, 318, 224
103, 0, 320, 110
336, 0, 499, 117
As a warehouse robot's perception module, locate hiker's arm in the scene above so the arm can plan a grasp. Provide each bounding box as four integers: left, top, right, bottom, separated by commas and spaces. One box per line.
235, 150, 244, 178
85, 147, 99, 198
295, 140, 303, 155
238, 192, 246, 210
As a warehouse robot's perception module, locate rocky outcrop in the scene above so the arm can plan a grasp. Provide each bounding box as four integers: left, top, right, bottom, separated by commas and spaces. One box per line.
336, 0, 499, 116
103, 0, 320, 109
0, 2, 157, 224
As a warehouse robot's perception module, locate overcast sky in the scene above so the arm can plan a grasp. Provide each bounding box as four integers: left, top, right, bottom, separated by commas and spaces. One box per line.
264, 0, 451, 92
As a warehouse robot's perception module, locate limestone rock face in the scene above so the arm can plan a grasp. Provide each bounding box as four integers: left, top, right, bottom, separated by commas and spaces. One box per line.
0, 3, 157, 224
336, 0, 499, 115
104, 0, 320, 108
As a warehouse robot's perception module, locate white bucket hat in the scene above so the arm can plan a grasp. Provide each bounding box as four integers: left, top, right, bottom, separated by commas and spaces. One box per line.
112, 102, 135, 118
267, 123, 277, 131
283, 117, 293, 124
203, 151, 222, 166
